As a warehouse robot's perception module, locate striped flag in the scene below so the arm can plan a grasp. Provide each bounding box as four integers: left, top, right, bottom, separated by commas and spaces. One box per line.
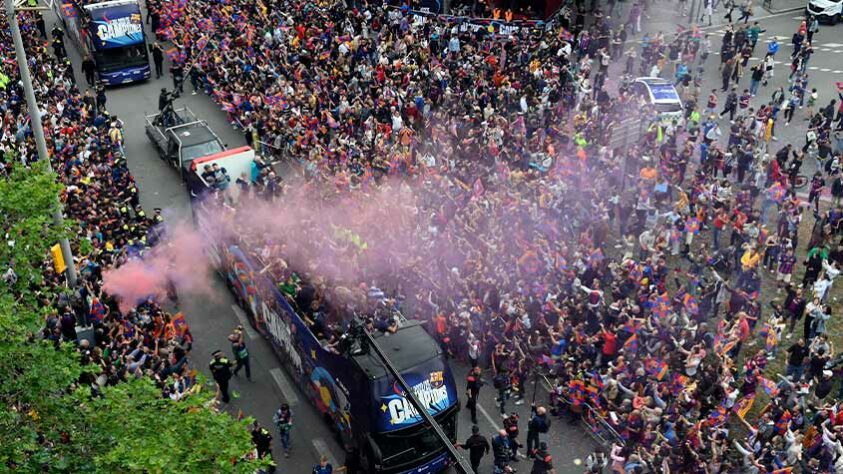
706, 405, 729, 427
733, 393, 755, 419
172, 312, 188, 337
623, 334, 639, 354
758, 377, 779, 397
775, 410, 792, 435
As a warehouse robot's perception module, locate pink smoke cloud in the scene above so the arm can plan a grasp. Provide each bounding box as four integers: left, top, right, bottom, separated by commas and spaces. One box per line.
103, 223, 215, 313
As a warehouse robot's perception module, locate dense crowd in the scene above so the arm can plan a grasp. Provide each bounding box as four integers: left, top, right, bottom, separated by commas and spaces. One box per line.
148, 0, 843, 470
5, 0, 824, 470
0, 12, 198, 403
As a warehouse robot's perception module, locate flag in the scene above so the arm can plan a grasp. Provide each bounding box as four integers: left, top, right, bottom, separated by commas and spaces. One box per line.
650, 292, 671, 319
623, 334, 639, 354
715, 339, 738, 356
61, 3, 77, 17
685, 216, 701, 235
590, 372, 605, 390
706, 405, 729, 427
195, 35, 209, 51
758, 377, 779, 397
622, 319, 642, 335
645, 357, 669, 381
165, 47, 180, 61
569, 380, 586, 406
768, 181, 786, 203
669, 373, 688, 396
585, 385, 600, 406
537, 354, 553, 366
733, 393, 755, 419
837, 82, 843, 93
775, 410, 791, 434
172, 312, 188, 337
683, 294, 699, 316
771, 468, 793, 474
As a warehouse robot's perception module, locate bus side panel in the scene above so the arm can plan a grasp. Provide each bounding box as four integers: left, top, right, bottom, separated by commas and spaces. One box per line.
54, 2, 90, 57
219, 243, 369, 445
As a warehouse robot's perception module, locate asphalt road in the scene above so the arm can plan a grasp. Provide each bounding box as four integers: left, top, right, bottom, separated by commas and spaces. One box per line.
45, 6, 598, 474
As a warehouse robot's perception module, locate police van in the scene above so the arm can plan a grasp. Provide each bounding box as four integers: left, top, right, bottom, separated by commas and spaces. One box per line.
632, 77, 685, 123
807, 0, 842, 23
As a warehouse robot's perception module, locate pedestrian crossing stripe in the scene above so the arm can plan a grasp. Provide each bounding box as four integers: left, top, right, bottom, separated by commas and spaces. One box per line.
821, 43, 843, 48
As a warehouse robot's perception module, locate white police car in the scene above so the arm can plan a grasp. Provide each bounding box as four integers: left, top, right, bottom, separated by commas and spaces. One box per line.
807, 0, 842, 24
632, 77, 685, 122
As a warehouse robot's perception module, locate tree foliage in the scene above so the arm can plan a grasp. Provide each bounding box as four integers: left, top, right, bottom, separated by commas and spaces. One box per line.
0, 163, 264, 473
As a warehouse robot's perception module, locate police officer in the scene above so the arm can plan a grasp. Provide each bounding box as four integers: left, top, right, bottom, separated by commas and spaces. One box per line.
465, 366, 483, 424
458, 425, 489, 473
530, 442, 555, 474
82, 56, 97, 87
209, 350, 233, 403
527, 404, 551, 457
251, 421, 273, 458
51, 24, 64, 42
96, 84, 107, 110
229, 326, 251, 380
491, 429, 512, 471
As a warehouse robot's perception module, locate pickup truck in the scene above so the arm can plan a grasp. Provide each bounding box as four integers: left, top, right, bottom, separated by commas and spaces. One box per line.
144, 106, 225, 178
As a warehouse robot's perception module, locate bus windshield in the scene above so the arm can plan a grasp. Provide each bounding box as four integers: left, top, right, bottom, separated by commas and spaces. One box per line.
95, 44, 148, 72
373, 405, 457, 469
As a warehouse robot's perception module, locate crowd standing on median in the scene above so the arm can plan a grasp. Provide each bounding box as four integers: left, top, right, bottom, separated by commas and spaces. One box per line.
148, 0, 843, 470
0, 12, 204, 409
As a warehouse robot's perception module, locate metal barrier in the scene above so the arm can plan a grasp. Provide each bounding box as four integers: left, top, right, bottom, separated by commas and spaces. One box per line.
537, 372, 626, 449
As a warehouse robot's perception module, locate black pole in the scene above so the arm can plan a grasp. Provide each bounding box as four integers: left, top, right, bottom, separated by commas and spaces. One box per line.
362, 329, 475, 474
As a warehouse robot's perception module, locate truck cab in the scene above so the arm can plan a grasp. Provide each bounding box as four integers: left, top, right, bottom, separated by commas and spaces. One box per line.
145, 107, 225, 177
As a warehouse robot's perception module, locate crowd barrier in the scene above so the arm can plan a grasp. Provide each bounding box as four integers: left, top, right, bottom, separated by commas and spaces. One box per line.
537, 371, 626, 449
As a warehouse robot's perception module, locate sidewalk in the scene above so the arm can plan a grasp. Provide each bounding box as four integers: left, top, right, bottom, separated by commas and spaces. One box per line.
762, 0, 805, 13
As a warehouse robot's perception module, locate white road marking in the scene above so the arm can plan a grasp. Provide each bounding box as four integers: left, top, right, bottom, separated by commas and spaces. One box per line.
808, 66, 818, 70
231, 304, 258, 339
312, 438, 341, 467
696, 9, 806, 31
819, 68, 831, 72
834, 70, 843, 74
477, 400, 502, 431
822, 43, 843, 48
269, 367, 300, 406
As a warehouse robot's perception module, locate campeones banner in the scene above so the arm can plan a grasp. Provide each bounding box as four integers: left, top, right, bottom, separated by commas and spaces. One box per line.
87, 2, 144, 49
375, 361, 458, 432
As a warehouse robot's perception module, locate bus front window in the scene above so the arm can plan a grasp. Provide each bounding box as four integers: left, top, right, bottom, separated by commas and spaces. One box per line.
95, 44, 148, 72
373, 405, 457, 469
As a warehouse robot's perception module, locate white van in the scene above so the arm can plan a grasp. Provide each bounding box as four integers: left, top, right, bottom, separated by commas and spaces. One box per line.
807, 0, 842, 23
632, 77, 685, 122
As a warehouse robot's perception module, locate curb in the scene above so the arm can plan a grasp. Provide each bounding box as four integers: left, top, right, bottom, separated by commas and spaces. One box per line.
761, 5, 805, 14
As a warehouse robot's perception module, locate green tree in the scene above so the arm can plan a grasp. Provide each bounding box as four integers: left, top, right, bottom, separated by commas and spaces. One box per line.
0, 163, 265, 472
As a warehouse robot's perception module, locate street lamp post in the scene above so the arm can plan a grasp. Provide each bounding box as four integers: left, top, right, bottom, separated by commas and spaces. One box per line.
5, 0, 79, 288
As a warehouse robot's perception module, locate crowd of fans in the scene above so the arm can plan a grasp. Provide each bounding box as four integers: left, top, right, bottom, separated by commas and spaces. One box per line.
149, 0, 843, 468
0, 12, 197, 402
